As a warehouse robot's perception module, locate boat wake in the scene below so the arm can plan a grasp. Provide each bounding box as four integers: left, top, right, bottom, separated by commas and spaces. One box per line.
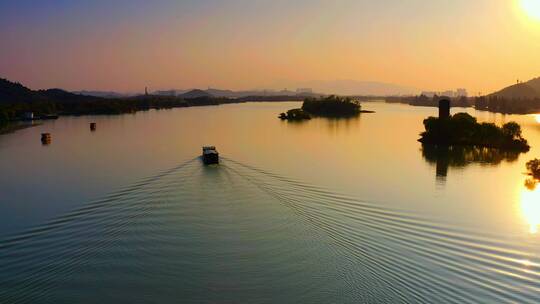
1, 157, 540, 303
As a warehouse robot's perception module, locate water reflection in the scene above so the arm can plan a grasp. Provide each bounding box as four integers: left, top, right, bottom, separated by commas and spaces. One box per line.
521, 187, 540, 234
421, 145, 520, 182
281, 115, 362, 134
534, 114, 540, 124
322, 116, 361, 134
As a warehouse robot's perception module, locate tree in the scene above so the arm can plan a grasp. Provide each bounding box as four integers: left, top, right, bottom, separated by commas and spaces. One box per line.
502, 122, 522, 140
526, 159, 540, 179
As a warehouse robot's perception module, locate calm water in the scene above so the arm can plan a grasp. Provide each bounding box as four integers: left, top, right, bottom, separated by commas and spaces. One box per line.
2, 102, 540, 303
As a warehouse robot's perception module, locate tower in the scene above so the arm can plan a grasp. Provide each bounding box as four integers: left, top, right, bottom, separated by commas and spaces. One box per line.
439, 98, 451, 119
145, 87, 148, 96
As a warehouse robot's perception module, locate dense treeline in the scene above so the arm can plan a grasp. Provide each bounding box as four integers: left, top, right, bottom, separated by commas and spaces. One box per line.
385, 93, 540, 115
237, 95, 305, 102
0, 78, 253, 129
385, 95, 472, 108
475, 96, 540, 114
301, 95, 361, 117
419, 113, 530, 151
0, 78, 314, 129
0, 95, 241, 120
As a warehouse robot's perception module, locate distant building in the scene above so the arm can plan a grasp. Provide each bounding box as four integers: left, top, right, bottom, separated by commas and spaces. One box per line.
456, 88, 468, 97
441, 90, 455, 98
422, 89, 468, 98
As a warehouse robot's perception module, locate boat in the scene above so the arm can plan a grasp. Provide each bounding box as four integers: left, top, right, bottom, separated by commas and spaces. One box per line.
202, 146, 219, 165
41, 133, 52, 145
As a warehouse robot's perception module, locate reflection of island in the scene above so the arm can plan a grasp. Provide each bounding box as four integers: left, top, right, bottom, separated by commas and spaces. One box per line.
421, 145, 520, 181
420, 99, 529, 183
279, 96, 374, 121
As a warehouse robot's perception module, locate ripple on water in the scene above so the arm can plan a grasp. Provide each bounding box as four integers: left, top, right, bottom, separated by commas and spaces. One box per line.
1, 158, 540, 303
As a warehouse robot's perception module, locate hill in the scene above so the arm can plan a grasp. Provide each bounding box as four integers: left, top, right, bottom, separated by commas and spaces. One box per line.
0, 78, 103, 105
179, 89, 213, 99
0, 78, 41, 103
527, 77, 540, 93
490, 83, 538, 99
491, 77, 540, 99
477, 77, 540, 114
72, 90, 128, 98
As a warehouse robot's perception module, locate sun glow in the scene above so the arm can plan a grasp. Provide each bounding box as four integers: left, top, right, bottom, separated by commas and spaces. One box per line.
521, 187, 540, 234
521, 0, 540, 20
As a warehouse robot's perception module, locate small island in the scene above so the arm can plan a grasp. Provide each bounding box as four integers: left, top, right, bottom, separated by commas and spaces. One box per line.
278, 108, 312, 121
279, 95, 374, 121
419, 112, 530, 152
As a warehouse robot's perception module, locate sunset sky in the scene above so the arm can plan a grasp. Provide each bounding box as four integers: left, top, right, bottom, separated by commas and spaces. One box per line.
1, 0, 540, 94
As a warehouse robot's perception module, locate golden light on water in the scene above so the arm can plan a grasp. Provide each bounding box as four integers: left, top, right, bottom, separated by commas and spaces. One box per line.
521, 0, 540, 20
534, 114, 540, 123
521, 187, 540, 234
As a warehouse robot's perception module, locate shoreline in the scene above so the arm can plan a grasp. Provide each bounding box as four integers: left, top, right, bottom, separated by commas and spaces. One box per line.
0, 122, 41, 135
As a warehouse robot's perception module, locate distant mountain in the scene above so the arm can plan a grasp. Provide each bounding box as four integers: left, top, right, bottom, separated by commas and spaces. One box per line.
72, 90, 127, 98
205, 88, 237, 98
491, 77, 540, 99
177, 88, 315, 98
39, 88, 100, 103
0, 78, 40, 103
154, 81, 413, 98
179, 89, 213, 99
0, 78, 102, 104
275, 80, 417, 96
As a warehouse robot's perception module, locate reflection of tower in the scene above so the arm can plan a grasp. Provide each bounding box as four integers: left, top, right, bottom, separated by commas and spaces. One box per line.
439, 98, 451, 118
422, 145, 450, 184
435, 156, 449, 182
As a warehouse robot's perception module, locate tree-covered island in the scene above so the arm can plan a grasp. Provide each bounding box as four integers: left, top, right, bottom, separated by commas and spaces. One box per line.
279, 95, 374, 121
419, 113, 530, 152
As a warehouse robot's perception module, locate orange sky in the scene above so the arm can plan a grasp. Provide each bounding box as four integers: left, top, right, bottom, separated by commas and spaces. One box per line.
1, 0, 539, 94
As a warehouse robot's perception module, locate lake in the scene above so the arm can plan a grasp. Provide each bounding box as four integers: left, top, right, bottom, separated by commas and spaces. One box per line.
1, 101, 540, 303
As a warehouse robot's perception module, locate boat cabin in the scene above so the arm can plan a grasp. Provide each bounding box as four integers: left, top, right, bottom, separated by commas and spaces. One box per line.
202, 146, 219, 165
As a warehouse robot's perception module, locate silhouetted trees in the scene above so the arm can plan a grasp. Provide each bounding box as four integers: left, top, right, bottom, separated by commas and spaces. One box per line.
419, 113, 530, 151
527, 159, 540, 180
475, 96, 540, 114
301, 95, 361, 117
279, 109, 312, 121
386, 95, 473, 108
0, 78, 253, 124
0, 109, 8, 128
